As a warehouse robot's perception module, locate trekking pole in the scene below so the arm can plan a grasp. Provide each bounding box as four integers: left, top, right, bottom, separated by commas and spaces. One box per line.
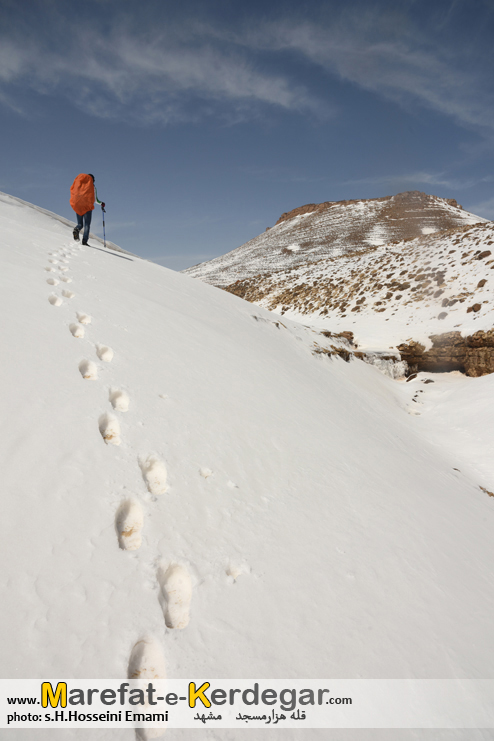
101, 203, 106, 249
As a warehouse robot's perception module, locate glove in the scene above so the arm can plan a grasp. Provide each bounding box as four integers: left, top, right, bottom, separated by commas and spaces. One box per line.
101, 202, 106, 210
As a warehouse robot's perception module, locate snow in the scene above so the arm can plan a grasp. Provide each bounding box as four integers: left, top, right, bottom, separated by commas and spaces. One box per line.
116, 498, 145, 551
1, 193, 494, 741
231, 219, 494, 351
140, 455, 168, 495
76, 312, 92, 325
185, 193, 484, 287
79, 359, 98, 380
365, 238, 384, 246
96, 344, 114, 362
98, 412, 122, 445
69, 322, 85, 338
158, 563, 193, 629
48, 293, 62, 306
109, 388, 130, 412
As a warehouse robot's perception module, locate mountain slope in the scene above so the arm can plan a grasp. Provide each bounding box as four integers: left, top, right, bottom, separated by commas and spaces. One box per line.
184, 191, 485, 287
223, 219, 494, 351
1, 194, 494, 741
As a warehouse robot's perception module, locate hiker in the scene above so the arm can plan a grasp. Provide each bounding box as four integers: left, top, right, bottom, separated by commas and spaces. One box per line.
70, 173, 105, 245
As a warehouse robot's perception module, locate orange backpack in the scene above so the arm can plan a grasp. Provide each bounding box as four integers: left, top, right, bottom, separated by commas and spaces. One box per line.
70, 174, 95, 216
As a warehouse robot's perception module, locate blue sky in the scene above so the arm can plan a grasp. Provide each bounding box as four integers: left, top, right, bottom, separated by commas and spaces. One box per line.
1, 0, 494, 269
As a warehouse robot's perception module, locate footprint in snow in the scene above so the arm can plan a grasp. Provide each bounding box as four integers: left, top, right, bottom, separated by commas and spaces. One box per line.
96, 344, 114, 362
200, 468, 213, 478
115, 499, 143, 551
62, 290, 75, 299
76, 312, 91, 325
48, 259, 58, 264
45, 267, 55, 272
226, 561, 250, 583
48, 294, 62, 306
58, 266, 69, 273
157, 563, 192, 629
128, 640, 167, 738
109, 388, 130, 412
60, 276, 72, 283
98, 413, 121, 445
46, 277, 59, 286
139, 455, 167, 495
128, 636, 166, 680
69, 323, 85, 338
78, 359, 98, 380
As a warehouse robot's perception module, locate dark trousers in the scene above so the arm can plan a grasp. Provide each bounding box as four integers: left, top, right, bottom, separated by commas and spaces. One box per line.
76, 210, 92, 243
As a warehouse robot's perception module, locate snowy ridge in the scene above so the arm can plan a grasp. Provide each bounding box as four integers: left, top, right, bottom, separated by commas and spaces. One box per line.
0, 190, 132, 257
2, 194, 494, 741
184, 191, 484, 287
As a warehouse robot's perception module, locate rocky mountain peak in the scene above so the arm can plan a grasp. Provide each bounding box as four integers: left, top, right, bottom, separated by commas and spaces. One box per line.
275, 190, 463, 227
184, 190, 482, 288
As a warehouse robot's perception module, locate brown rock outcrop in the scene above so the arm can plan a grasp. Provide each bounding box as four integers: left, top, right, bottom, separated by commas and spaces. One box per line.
398, 329, 494, 377
275, 190, 465, 227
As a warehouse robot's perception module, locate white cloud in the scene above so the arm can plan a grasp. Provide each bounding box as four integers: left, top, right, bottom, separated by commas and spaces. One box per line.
240, 14, 494, 135
0, 27, 325, 124
2, 9, 494, 135
346, 171, 493, 190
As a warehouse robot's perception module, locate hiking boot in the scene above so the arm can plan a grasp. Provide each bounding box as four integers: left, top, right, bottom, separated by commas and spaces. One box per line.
82, 239, 88, 246
73, 228, 80, 241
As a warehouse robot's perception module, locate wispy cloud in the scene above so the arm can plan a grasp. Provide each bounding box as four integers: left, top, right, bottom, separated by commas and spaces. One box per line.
2, 6, 494, 136
0, 24, 325, 125
346, 171, 494, 190
238, 11, 494, 135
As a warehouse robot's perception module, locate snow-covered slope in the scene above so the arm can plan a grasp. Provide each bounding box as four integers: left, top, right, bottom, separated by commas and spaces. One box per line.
2, 194, 494, 741
0, 191, 130, 256
184, 191, 484, 287
223, 220, 494, 352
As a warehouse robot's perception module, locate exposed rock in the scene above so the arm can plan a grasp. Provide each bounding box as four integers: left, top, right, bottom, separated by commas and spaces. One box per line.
338, 331, 355, 344
275, 191, 466, 227
321, 330, 355, 345
480, 486, 494, 498
398, 329, 494, 376
466, 329, 494, 348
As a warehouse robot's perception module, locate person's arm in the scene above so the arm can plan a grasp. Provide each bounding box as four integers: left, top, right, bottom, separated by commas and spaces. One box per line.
94, 185, 105, 209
